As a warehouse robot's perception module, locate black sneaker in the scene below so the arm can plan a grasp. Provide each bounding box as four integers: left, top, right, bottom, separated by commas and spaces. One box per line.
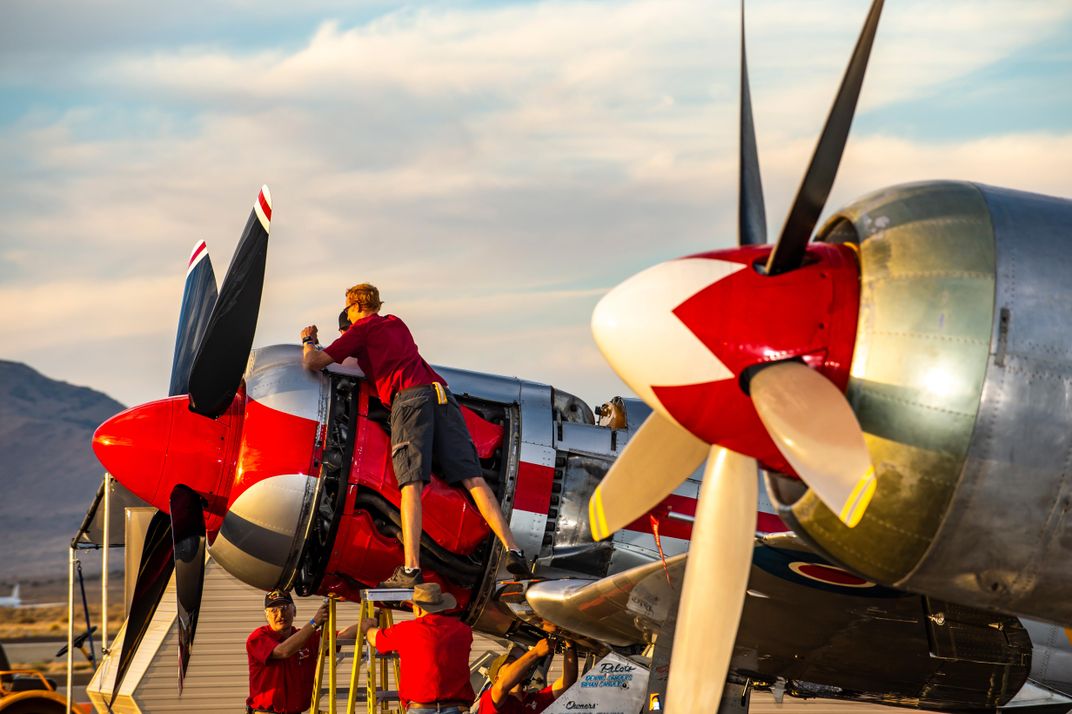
504, 549, 530, 577
379, 566, 423, 588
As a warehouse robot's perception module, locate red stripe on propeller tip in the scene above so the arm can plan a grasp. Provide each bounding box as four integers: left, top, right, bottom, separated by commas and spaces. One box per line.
258, 188, 272, 222
188, 241, 207, 269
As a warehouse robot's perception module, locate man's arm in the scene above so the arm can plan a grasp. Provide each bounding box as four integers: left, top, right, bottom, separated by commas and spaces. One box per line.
300, 325, 335, 371
360, 616, 380, 649
271, 603, 328, 659
338, 622, 359, 641
490, 639, 551, 705
551, 641, 578, 696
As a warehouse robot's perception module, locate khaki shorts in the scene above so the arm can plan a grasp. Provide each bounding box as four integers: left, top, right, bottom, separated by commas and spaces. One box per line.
390, 383, 482, 488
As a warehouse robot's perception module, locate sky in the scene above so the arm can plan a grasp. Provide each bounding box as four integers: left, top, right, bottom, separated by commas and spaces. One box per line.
1, 0, 1070, 410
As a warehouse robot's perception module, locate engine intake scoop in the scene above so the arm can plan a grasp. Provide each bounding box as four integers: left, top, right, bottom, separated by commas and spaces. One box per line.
209, 473, 317, 591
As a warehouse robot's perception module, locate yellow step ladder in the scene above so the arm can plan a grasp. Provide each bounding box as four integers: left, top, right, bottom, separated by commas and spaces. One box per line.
310, 589, 414, 714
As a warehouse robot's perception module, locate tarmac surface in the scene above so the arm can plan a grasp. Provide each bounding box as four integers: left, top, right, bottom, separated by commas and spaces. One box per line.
4, 639, 72, 663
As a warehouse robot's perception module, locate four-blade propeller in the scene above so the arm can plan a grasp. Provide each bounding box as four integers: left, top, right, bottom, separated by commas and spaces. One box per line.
589, 1, 884, 709
111, 186, 271, 700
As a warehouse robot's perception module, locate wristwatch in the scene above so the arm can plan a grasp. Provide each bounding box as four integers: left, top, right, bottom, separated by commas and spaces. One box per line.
302, 336, 316, 345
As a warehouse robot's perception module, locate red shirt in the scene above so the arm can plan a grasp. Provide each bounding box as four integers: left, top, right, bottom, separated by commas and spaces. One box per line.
375, 614, 475, 708
246, 625, 321, 713
478, 686, 556, 714
324, 313, 445, 407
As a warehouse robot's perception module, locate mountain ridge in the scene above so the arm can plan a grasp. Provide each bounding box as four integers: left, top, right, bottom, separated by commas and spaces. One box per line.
0, 359, 126, 582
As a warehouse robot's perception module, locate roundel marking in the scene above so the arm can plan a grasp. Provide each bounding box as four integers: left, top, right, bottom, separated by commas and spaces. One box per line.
753, 545, 901, 598
788, 561, 874, 588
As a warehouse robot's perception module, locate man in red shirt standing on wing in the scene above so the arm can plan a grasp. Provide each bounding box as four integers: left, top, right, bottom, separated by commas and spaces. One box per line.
300, 282, 528, 588
477, 637, 578, 714
246, 590, 357, 714
361, 582, 475, 713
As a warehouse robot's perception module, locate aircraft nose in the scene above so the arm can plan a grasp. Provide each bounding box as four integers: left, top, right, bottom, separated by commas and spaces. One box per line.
92, 396, 233, 512
590, 257, 746, 419
93, 400, 172, 506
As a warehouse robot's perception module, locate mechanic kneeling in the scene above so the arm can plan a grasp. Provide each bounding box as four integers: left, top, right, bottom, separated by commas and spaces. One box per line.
478, 636, 577, 713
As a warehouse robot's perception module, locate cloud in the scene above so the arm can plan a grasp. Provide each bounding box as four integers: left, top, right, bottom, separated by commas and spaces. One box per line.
1, 0, 1071, 408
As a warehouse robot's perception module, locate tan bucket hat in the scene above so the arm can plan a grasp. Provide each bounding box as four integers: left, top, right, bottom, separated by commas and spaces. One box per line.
412, 582, 457, 613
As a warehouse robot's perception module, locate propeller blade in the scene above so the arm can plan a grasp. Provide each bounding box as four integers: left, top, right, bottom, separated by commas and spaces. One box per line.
187, 186, 273, 417
666, 447, 757, 712
589, 412, 708, 541
170, 484, 207, 693
764, 0, 884, 275
749, 361, 875, 527
738, 0, 766, 248
169, 241, 218, 397
110, 511, 174, 705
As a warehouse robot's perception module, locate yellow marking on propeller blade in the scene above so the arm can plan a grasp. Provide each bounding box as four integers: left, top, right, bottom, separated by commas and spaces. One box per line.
589, 486, 609, 541
839, 466, 877, 528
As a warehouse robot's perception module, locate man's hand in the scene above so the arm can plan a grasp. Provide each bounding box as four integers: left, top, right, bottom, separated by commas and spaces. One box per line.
362, 615, 381, 649
301, 324, 334, 371
533, 638, 552, 658
312, 602, 329, 628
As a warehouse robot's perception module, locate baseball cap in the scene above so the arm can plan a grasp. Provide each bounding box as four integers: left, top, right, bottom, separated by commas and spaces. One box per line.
264, 589, 294, 608
487, 644, 527, 682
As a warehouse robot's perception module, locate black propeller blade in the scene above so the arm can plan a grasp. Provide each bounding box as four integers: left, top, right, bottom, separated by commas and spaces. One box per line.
110, 486, 208, 701
764, 0, 884, 275
171, 484, 207, 693
110, 510, 174, 705
169, 241, 218, 397
738, 0, 767, 248
188, 186, 273, 417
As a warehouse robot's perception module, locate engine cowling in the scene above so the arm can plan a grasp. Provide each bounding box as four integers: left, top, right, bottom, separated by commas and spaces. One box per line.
770, 180, 1072, 626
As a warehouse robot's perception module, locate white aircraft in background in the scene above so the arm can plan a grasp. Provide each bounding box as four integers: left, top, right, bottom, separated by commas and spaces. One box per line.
0, 584, 21, 607
0, 584, 64, 609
